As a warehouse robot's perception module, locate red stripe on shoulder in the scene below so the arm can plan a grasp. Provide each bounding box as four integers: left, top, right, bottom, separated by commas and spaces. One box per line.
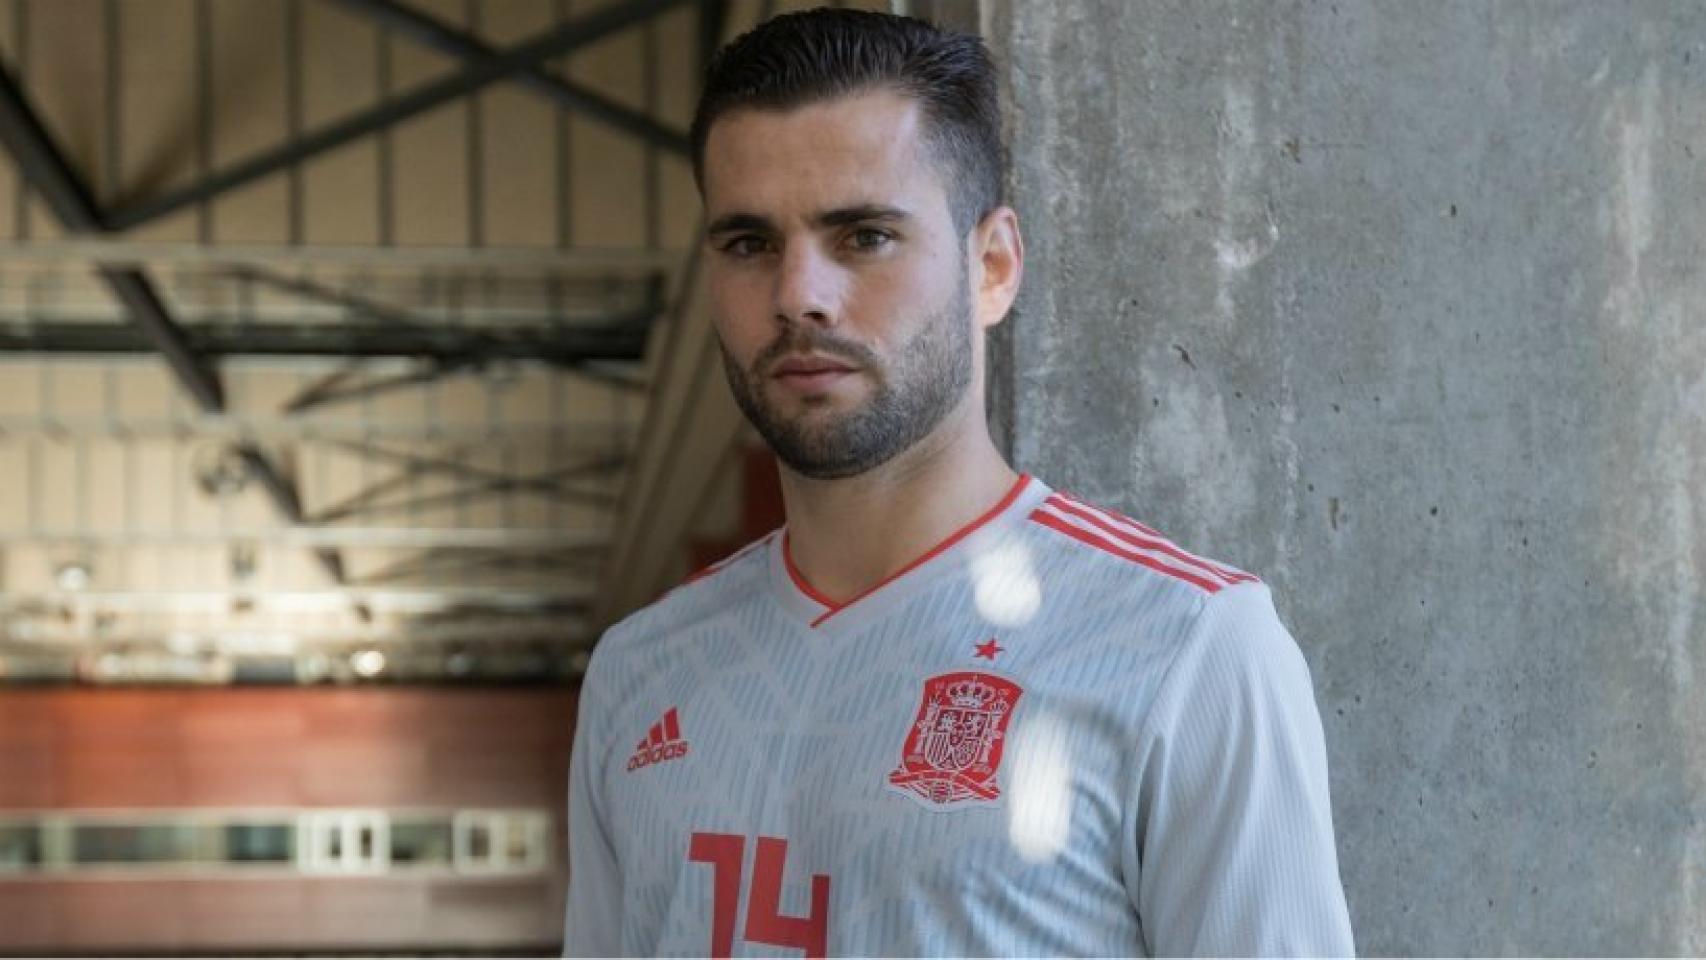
1029, 508, 1225, 594
1051, 493, 1259, 586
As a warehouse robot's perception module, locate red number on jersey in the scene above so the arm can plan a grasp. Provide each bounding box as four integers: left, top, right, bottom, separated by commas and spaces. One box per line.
746, 836, 830, 957
687, 832, 745, 957
687, 832, 830, 958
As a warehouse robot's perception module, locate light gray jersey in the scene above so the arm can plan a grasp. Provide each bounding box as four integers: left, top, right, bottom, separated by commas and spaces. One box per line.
565, 475, 1354, 957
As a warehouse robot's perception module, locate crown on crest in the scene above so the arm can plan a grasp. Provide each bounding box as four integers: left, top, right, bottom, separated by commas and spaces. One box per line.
946, 678, 999, 709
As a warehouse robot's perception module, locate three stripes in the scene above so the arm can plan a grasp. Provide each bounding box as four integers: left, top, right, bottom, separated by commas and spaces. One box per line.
1030, 493, 1258, 594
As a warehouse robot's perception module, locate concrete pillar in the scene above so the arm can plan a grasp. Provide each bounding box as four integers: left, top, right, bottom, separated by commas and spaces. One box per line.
984, 1, 1706, 953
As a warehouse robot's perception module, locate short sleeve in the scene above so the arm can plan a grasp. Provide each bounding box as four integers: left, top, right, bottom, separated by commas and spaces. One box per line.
1129, 582, 1355, 957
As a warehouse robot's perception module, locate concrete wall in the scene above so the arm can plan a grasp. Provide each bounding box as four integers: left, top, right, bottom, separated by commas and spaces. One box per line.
984, 1, 1706, 953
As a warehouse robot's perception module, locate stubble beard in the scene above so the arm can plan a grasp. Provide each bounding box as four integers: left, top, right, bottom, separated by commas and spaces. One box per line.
719, 275, 974, 481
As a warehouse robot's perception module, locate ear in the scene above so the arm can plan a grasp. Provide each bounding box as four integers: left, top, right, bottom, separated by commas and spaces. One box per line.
970, 206, 1024, 332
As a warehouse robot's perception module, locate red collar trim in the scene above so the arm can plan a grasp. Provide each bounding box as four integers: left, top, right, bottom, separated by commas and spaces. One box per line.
782, 473, 1032, 628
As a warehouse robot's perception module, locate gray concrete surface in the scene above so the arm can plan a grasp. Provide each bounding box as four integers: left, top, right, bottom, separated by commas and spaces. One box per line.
982, 1, 1706, 953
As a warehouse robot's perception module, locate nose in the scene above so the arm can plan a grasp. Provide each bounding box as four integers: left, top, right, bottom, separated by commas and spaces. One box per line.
772, 242, 841, 328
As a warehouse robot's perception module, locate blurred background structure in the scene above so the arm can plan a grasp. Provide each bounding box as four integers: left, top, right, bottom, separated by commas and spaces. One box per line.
0, 0, 833, 953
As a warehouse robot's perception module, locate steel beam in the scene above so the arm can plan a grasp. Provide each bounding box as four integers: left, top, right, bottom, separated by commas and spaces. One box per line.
236, 446, 305, 520
279, 358, 481, 414
0, 64, 101, 233
94, 267, 226, 410
332, 0, 690, 156
103, 0, 694, 233
353, 546, 600, 587
307, 446, 626, 525
234, 444, 352, 588
321, 439, 627, 494
0, 413, 629, 444
0, 61, 371, 609
0, 239, 684, 270
0, 60, 225, 412
0, 527, 610, 550
309, 472, 618, 526
0, 319, 652, 361
220, 264, 433, 331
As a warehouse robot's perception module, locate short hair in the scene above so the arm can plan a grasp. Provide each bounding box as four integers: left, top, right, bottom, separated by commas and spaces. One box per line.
690, 8, 1004, 238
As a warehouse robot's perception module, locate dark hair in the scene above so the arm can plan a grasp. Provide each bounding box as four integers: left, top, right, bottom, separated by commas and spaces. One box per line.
690, 8, 1004, 237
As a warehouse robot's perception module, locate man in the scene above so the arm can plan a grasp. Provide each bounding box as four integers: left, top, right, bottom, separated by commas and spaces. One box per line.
565, 8, 1353, 956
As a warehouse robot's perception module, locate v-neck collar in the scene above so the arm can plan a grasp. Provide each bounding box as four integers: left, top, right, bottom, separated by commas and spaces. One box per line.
766, 473, 1046, 632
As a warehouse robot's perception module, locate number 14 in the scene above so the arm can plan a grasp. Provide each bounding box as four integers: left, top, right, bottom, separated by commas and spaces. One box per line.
688, 832, 830, 958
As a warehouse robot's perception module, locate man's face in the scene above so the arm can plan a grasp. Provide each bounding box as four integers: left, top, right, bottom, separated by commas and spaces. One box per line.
700, 90, 976, 480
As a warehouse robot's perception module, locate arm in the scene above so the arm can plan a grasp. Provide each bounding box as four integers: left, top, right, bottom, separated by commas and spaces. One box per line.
562, 655, 622, 957
1129, 582, 1355, 957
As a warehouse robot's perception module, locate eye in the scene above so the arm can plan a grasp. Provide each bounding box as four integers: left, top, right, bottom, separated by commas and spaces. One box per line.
718, 234, 773, 258
846, 227, 894, 252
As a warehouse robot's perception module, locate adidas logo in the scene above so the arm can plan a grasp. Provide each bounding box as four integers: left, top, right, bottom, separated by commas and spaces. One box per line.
626, 707, 690, 772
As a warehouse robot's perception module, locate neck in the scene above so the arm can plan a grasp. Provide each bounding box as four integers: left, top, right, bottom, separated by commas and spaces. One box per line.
778, 400, 1020, 604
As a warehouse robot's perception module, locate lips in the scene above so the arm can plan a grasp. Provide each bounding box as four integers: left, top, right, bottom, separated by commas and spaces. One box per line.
772, 356, 856, 377
770, 355, 858, 392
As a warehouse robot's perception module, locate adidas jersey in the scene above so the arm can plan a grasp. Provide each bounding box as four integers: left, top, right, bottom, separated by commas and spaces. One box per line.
564, 475, 1354, 957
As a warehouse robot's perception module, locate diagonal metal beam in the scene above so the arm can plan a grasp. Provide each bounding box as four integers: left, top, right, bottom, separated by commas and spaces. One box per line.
0, 238, 683, 271
0, 318, 654, 361
280, 359, 481, 415
321, 440, 627, 496
221, 263, 435, 332
353, 546, 600, 588
209, 265, 658, 410
95, 266, 225, 411
104, 0, 694, 233
0, 526, 610, 549
234, 444, 350, 587
0, 67, 100, 232
309, 447, 628, 524
279, 363, 369, 414
0, 60, 225, 411
310, 473, 618, 526
0, 65, 354, 592
332, 0, 689, 156
304, 465, 427, 531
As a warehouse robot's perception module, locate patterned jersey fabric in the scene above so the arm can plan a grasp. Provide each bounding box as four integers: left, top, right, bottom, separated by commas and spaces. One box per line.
564, 475, 1354, 957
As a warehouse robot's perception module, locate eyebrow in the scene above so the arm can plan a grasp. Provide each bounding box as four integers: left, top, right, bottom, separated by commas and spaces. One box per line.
706, 204, 912, 238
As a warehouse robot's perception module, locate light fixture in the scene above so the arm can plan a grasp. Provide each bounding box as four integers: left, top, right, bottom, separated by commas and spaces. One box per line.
54, 560, 92, 592
350, 648, 387, 678
193, 443, 252, 498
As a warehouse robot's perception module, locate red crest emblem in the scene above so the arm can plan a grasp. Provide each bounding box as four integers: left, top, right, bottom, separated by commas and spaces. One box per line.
887, 671, 1024, 808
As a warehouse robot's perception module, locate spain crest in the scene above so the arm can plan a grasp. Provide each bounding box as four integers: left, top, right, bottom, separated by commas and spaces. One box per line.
887, 671, 1024, 808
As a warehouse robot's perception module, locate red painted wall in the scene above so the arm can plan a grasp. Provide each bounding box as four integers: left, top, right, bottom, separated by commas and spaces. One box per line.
0, 685, 578, 953
0, 686, 575, 810
690, 446, 787, 573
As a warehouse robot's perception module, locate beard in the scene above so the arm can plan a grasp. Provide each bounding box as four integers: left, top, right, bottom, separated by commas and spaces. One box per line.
719, 275, 974, 480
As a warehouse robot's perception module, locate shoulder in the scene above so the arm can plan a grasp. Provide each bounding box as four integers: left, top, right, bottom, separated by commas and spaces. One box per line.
583, 529, 778, 686
1153, 577, 1319, 727
1023, 488, 1260, 598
